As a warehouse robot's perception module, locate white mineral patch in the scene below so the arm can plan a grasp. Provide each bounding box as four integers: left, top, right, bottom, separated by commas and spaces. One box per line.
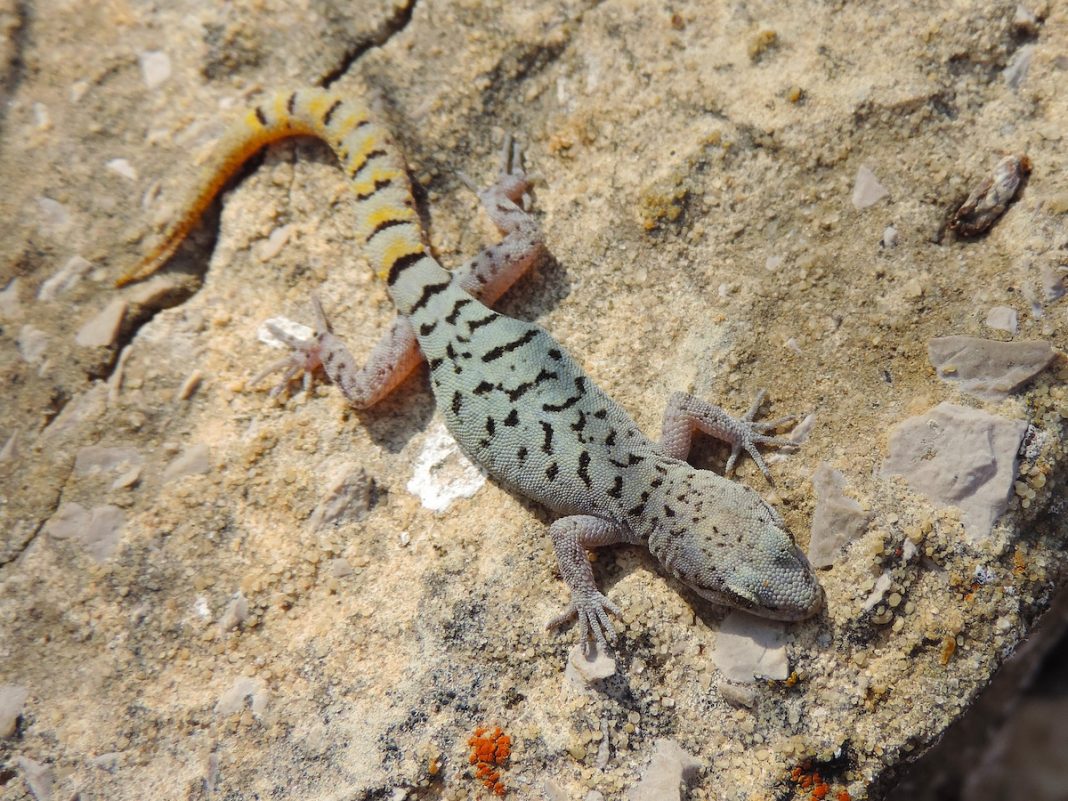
0, 684, 29, 737
38, 255, 92, 301
75, 298, 127, 348
565, 642, 617, 686
851, 165, 889, 210
862, 572, 893, 612
881, 225, 899, 247
406, 423, 485, 511
984, 306, 1018, 334
928, 336, 1054, 399
808, 462, 870, 568
162, 442, 212, 483
882, 403, 1028, 543
258, 316, 313, 348
627, 739, 702, 801
712, 610, 788, 682
139, 50, 172, 89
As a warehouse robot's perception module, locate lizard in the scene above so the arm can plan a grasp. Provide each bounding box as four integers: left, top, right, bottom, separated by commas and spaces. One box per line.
119, 87, 824, 648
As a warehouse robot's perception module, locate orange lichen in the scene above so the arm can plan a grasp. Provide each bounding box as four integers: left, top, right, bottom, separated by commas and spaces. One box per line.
467, 725, 512, 796
789, 760, 848, 801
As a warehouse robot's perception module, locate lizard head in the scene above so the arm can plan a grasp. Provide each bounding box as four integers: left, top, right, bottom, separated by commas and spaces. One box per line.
646, 470, 823, 621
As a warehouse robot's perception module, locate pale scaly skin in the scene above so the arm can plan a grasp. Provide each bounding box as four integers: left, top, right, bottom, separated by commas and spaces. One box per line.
122, 88, 824, 650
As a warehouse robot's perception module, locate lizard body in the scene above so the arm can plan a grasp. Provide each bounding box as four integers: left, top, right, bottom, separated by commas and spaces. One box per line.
122, 88, 823, 646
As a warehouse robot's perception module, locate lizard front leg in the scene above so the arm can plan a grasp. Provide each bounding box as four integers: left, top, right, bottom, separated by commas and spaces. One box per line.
546, 515, 630, 650
659, 389, 798, 481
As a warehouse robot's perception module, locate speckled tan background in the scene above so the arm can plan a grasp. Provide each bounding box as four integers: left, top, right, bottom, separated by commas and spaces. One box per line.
1, 1, 1067, 799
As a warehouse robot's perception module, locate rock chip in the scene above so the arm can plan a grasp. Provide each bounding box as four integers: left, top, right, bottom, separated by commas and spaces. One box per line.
627, 739, 702, 801
565, 643, 617, 685
17, 325, 49, 365
307, 463, 377, 531
0, 277, 22, 319
44, 502, 125, 561
984, 306, 1018, 335
75, 298, 127, 348
406, 423, 485, 511
928, 336, 1055, 399
16, 756, 53, 801
882, 403, 1028, 543
712, 611, 788, 682
808, 462, 870, 568
0, 684, 29, 737
215, 676, 268, 719
851, 165, 889, 210
162, 443, 211, 483
38, 255, 92, 301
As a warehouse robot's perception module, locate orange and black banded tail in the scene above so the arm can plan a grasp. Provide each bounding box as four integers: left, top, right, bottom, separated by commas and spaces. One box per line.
117, 88, 429, 289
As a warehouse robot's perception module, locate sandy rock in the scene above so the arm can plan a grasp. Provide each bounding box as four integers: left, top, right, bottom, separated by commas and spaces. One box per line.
883, 403, 1028, 543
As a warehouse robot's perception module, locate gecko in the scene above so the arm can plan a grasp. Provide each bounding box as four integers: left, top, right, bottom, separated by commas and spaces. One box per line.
120, 88, 823, 648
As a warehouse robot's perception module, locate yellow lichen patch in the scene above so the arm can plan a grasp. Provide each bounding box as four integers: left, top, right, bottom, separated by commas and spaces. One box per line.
638, 185, 689, 231
748, 29, 778, 61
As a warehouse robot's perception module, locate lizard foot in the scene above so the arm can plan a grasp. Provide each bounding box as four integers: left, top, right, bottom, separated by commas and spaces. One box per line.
458, 134, 536, 210
724, 389, 800, 480
547, 591, 622, 652
250, 293, 333, 397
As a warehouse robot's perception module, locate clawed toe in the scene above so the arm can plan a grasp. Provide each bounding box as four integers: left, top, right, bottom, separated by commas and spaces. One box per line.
548, 593, 620, 651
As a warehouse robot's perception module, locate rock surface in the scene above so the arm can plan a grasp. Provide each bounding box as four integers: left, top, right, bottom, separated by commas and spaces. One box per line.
0, 1, 1066, 800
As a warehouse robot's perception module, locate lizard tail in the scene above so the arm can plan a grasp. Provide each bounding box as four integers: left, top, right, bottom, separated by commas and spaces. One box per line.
116, 88, 441, 305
